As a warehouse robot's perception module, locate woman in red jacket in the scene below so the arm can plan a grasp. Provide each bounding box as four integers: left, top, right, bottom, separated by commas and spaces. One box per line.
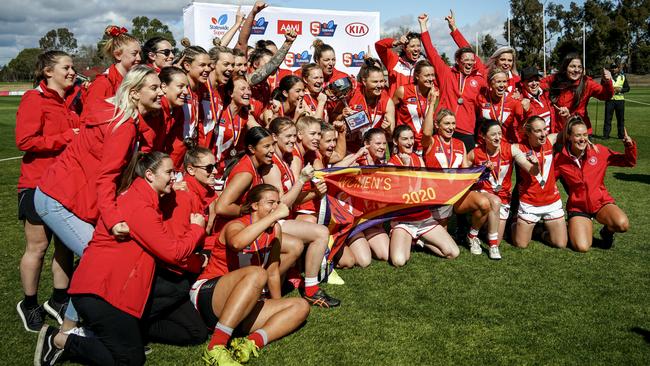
16, 51, 80, 332
142, 37, 174, 73
35, 152, 206, 366
554, 117, 636, 252
475, 68, 524, 143
300, 63, 328, 121
520, 66, 554, 133
84, 26, 141, 111
197, 184, 310, 364
375, 31, 422, 95
34, 66, 164, 332
542, 53, 613, 133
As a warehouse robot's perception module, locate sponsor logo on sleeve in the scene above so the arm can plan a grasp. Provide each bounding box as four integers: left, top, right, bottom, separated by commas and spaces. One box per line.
278, 20, 302, 35
345, 22, 369, 37
342, 51, 366, 67
251, 17, 269, 35
285, 50, 312, 67
310, 20, 338, 37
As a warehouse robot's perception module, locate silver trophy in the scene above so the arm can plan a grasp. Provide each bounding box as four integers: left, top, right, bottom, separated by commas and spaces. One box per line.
327, 77, 371, 131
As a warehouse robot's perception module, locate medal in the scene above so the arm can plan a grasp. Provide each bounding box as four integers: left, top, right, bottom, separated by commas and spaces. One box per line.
456, 74, 466, 107
540, 179, 546, 186
495, 184, 502, 192
230, 149, 237, 157
457, 97, 464, 105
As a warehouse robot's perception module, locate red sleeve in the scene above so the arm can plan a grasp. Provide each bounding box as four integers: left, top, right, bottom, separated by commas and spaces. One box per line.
96, 122, 136, 231
450, 29, 487, 74
375, 38, 398, 70
421, 31, 453, 83
128, 203, 205, 269
15, 92, 75, 152
84, 76, 111, 108
606, 141, 637, 167
539, 75, 553, 90
587, 77, 614, 101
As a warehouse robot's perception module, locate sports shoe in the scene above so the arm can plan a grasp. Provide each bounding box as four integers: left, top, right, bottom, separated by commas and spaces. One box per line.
63, 327, 94, 338
17, 300, 45, 333
303, 288, 341, 308
488, 246, 502, 260
144, 346, 153, 356
326, 269, 345, 285
202, 344, 241, 366
43, 299, 67, 325
34, 325, 64, 366
468, 236, 483, 255
600, 227, 615, 249
230, 337, 259, 363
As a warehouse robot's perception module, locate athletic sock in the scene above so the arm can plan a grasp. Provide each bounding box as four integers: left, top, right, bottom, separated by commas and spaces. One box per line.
208, 322, 233, 350
468, 228, 480, 239
304, 277, 320, 297
51, 288, 69, 304
23, 294, 38, 309
488, 232, 499, 247
247, 329, 268, 349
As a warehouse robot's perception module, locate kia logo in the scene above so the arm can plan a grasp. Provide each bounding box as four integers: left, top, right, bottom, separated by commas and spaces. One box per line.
345, 22, 368, 37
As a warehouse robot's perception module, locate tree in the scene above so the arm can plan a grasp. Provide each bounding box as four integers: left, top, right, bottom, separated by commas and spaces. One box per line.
480, 34, 497, 58
440, 52, 451, 66
131, 16, 176, 47
39, 28, 78, 54
503, 0, 545, 68
0, 48, 41, 82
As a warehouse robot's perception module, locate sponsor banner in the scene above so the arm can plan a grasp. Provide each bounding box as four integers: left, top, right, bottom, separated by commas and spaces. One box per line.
314, 166, 487, 261
183, 2, 380, 75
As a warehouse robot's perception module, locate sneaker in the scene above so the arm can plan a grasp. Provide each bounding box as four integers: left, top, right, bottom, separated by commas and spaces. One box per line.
34, 325, 64, 366
17, 300, 45, 333
202, 344, 241, 366
230, 337, 259, 363
326, 269, 345, 285
488, 246, 502, 260
144, 346, 153, 356
600, 227, 615, 249
468, 236, 483, 255
43, 299, 67, 325
62, 327, 94, 338
303, 288, 341, 308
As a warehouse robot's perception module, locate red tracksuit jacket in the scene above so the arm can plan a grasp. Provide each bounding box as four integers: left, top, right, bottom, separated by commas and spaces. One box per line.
16, 81, 81, 190
82, 64, 123, 117
69, 177, 205, 318
554, 141, 637, 214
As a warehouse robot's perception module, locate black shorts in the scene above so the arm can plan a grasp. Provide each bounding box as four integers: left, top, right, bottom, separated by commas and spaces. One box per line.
567, 211, 595, 220
18, 188, 43, 224
196, 277, 221, 328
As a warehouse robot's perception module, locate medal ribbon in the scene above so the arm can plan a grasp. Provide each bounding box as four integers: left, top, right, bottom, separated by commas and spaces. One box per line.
224, 106, 242, 150
489, 93, 506, 124
437, 135, 454, 168
361, 91, 381, 127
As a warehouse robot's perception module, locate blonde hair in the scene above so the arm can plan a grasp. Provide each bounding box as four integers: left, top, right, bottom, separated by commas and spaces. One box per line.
101, 25, 139, 62
109, 65, 157, 129
296, 115, 322, 132
487, 46, 518, 76
487, 67, 507, 82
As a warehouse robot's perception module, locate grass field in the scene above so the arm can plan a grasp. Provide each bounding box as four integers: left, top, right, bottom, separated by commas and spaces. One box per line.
0, 90, 648, 366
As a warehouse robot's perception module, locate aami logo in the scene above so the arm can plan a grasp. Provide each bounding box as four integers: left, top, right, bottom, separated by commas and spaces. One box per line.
251, 17, 269, 35
285, 50, 312, 67
277, 20, 302, 35
345, 22, 369, 37
342, 51, 366, 67
310, 20, 337, 37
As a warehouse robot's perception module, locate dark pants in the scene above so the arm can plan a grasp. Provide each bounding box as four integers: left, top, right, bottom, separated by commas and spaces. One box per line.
66, 270, 207, 365
603, 100, 625, 138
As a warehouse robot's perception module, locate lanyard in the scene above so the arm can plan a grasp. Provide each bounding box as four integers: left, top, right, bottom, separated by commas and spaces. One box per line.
488, 93, 506, 124
246, 214, 270, 265
437, 135, 454, 168
458, 73, 467, 97
489, 148, 502, 186
536, 143, 546, 186
361, 92, 381, 126
304, 93, 317, 112
414, 85, 429, 121
275, 152, 295, 185
224, 106, 242, 149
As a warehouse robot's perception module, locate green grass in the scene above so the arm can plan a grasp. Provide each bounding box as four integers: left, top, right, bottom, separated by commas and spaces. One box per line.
1, 91, 649, 366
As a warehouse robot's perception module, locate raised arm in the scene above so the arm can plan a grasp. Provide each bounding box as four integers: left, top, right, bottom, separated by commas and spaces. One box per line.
512, 144, 540, 175
445, 10, 486, 73
220, 6, 245, 48
374, 36, 401, 70
421, 86, 439, 150
225, 203, 289, 251
248, 30, 297, 86
586, 69, 614, 101
418, 14, 453, 84
236, 1, 268, 54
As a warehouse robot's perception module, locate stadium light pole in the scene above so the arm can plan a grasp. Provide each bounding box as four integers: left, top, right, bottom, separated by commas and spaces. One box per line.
507, 10, 511, 46
542, 1, 546, 75
583, 21, 586, 71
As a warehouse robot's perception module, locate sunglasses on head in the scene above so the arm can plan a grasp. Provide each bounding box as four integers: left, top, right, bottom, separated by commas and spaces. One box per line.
193, 164, 217, 174
156, 49, 173, 57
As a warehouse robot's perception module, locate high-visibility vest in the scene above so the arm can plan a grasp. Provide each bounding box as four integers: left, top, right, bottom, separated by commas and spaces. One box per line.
612, 74, 626, 101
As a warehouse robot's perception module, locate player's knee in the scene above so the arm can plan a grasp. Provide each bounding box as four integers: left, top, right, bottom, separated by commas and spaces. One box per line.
613, 217, 629, 233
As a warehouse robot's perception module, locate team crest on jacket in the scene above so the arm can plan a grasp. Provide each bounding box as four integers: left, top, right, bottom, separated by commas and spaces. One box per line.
588, 156, 598, 165
470, 79, 479, 88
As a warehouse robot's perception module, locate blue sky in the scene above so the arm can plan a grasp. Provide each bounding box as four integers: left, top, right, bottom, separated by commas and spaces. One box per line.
0, 0, 584, 66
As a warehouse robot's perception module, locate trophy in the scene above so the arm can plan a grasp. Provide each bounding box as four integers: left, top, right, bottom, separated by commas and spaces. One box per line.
327, 77, 371, 132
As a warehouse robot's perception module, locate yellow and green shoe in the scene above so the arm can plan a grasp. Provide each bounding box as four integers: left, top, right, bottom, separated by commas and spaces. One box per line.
201, 344, 241, 366
230, 337, 260, 363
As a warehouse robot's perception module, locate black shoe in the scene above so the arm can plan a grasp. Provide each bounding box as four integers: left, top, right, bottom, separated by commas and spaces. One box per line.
17, 300, 45, 333
602, 135, 610, 140
43, 299, 67, 325
34, 325, 64, 366
304, 288, 341, 308
600, 227, 615, 249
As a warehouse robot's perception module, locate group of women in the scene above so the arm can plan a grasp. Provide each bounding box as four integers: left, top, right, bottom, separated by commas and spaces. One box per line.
14, 4, 636, 366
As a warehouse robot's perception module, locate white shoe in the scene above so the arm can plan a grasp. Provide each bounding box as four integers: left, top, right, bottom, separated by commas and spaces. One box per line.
488, 246, 502, 260
468, 236, 482, 255
63, 326, 95, 338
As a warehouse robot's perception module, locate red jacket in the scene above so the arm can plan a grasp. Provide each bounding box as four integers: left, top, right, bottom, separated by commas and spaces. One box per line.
421, 31, 486, 135
540, 74, 613, 133
162, 175, 215, 240
69, 177, 205, 318
375, 38, 416, 96
554, 142, 637, 214
16, 81, 81, 190
82, 64, 123, 117
38, 100, 159, 229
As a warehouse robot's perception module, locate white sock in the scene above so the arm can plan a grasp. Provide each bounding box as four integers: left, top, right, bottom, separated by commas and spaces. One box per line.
468, 228, 479, 237
215, 322, 233, 336
304, 276, 319, 287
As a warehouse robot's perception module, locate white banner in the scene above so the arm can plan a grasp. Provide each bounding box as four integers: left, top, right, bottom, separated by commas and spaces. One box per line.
183, 2, 380, 76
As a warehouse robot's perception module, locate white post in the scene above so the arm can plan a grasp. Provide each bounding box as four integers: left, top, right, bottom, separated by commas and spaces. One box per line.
508, 10, 511, 46
476, 32, 479, 57
583, 21, 586, 70
542, 1, 547, 75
